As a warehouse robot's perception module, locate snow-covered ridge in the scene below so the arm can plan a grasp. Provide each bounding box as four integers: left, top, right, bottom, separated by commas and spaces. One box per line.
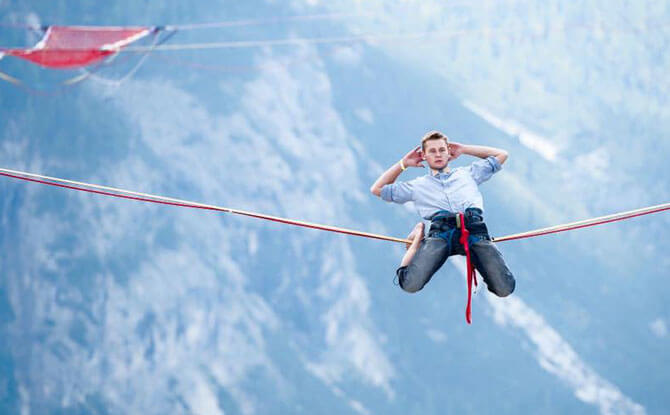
464, 101, 559, 162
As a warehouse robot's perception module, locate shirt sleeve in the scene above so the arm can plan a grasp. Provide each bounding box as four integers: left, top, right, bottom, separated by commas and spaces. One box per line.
469, 155, 502, 185
380, 180, 414, 203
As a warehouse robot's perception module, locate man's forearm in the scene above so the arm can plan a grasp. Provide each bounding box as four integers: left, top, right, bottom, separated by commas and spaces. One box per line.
463, 144, 508, 165
370, 162, 404, 197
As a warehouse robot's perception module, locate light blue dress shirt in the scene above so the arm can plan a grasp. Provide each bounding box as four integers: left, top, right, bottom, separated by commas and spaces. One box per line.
380, 155, 502, 219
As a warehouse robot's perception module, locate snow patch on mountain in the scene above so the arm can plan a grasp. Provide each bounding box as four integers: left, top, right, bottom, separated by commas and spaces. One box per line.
464, 101, 559, 162
451, 259, 646, 415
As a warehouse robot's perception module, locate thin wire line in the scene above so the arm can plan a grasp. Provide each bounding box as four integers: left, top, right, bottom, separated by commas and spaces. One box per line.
167, 12, 375, 30
491, 203, 670, 242
78, 28, 177, 86
118, 20, 670, 53
3, 20, 668, 52
119, 27, 516, 52
0, 6, 479, 31
0, 12, 373, 31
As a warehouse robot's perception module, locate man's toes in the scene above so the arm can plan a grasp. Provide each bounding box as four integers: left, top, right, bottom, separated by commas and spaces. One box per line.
405, 223, 425, 250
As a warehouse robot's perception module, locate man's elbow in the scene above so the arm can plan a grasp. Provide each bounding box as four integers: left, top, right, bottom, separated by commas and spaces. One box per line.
370, 186, 381, 197
496, 151, 509, 165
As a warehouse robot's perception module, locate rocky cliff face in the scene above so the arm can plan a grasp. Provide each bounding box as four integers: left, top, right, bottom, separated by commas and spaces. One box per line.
1, 1, 668, 414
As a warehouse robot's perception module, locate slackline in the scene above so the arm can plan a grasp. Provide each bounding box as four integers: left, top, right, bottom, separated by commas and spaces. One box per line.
0, 167, 668, 244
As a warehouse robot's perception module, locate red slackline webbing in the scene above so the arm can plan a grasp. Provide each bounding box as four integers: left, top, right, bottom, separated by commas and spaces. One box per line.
0, 167, 668, 245
491, 205, 670, 242
0, 170, 409, 243
1, 167, 668, 325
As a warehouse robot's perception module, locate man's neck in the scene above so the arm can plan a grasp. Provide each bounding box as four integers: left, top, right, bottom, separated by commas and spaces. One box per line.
431, 166, 451, 176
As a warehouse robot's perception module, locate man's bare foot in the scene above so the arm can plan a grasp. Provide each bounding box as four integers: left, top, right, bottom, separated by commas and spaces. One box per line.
401, 222, 424, 267
405, 222, 425, 250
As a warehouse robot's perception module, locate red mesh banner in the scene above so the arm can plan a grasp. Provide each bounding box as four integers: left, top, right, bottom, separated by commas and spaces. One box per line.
4, 26, 151, 68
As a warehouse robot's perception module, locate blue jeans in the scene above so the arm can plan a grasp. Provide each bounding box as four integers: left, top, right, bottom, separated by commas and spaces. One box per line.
396, 208, 515, 297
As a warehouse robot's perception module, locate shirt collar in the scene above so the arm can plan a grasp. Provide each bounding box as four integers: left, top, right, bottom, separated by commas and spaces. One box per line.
431, 168, 452, 177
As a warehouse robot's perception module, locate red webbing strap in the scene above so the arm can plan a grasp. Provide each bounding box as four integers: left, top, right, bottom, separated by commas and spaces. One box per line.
458, 212, 478, 324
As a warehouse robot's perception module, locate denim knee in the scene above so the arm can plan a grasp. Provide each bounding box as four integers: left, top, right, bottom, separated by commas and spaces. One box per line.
489, 272, 515, 297
396, 266, 423, 293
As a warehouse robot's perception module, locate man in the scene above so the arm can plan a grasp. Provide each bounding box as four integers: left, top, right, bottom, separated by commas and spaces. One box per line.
370, 131, 515, 323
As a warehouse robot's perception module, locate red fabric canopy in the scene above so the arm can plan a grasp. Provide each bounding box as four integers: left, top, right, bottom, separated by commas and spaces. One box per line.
4, 26, 151, 68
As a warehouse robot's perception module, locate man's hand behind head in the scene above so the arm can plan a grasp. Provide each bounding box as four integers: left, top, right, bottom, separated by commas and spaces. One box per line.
403, 146, 425, 168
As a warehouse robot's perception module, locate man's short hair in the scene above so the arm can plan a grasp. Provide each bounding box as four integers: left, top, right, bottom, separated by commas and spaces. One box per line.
421, 131, 449, 151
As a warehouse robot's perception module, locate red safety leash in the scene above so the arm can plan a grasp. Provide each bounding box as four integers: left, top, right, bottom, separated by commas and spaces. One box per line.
458, 212, 478, 324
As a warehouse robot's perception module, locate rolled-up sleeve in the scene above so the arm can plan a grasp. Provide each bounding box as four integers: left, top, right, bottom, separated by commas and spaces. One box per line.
380, 181, 414, 203
469, 155, 502, 185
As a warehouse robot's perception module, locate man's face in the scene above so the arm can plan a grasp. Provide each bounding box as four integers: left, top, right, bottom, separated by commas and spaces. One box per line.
422, 139, 449, 170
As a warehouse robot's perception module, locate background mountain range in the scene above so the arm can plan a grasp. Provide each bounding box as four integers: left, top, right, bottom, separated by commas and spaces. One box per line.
1, 1, 668, 414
